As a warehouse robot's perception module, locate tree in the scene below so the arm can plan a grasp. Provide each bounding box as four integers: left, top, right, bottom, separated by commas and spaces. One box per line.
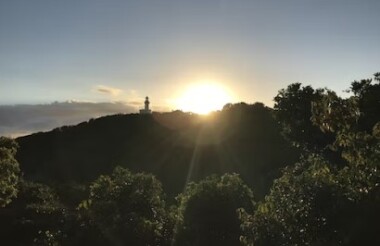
274, 83, 334, 151
173, 173, 255, 246
311, 84, 380, 197
0, 137, 20, 207
79, 166, 170, 246
240, 155, 342, 246
241, 76, 380, 246
0, 180, 66, 245
240, 151, 379, 246
350, 73, 380, 132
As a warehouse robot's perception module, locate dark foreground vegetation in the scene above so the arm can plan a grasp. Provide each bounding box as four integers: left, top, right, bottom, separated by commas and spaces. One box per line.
0, 73, 379, 245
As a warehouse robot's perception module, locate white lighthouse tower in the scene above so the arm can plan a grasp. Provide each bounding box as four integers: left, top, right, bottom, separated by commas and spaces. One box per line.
139, 96, 152, 114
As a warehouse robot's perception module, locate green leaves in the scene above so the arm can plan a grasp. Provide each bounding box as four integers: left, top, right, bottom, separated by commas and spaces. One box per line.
81, 166, 169, 245
0, 137, 20, 207
274, 83, 333, 151
173, 174, 255, 246
241, 73, 380, 246
311, 90, 359, 133
240, 156, 344, 246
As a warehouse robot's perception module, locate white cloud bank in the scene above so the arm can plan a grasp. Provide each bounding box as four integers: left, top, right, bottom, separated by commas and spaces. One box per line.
0, 101, 137, 137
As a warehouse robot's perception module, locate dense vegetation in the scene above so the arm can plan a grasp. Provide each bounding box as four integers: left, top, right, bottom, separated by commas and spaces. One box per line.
15, 101, 297, 199
0, 73, 379, 245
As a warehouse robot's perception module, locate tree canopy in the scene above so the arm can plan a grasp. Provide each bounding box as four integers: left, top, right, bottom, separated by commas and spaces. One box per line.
79, 166, 170, 246
0, 137, 20, 207
173, 173, 255, 246
240, 73, 380, 246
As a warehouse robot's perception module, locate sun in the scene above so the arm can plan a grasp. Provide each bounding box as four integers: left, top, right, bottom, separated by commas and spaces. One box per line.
175, 82, 233, 114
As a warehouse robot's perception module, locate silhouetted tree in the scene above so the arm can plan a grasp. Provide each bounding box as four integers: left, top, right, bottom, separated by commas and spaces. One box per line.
240, 155, 343, 246
0, 180, 66, 245
274, 83, 334, 151
240, 78, 380, 245
78, 166, 171, 246
350, 73, 380, 132
173, 173, 255, 246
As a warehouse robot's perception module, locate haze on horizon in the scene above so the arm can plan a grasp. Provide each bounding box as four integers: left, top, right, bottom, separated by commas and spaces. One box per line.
0, 0, 379, 136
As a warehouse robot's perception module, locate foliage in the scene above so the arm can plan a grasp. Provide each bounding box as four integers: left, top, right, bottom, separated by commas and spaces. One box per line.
311, 79, 380, 198
0, 180, 66, 245
18, 180, 64, 214
240, 151, 379, 245
274, 83, 334, 150
16, 105, 299, 199
311, 90, 359, 134
240, 74, 380, 246
79, 166, 170, 245
0, 137, 20, 207
173, 173, 255, 246
240, 156, 342, 246
350, 73, 380, 132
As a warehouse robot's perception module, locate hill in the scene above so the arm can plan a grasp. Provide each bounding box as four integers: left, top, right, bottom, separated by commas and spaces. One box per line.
16, 103, 299, 198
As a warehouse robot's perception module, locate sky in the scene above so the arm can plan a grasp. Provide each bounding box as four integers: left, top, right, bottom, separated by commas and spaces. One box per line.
0, 0, 379, 136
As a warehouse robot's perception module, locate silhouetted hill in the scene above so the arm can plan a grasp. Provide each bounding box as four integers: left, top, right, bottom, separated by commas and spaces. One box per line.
16, 103, 300, 198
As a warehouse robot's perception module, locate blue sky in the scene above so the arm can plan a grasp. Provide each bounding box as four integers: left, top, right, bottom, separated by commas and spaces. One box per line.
0, 0, 379, 136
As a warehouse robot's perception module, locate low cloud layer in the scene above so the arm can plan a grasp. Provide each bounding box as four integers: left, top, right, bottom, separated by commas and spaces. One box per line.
0, 101, 137, 137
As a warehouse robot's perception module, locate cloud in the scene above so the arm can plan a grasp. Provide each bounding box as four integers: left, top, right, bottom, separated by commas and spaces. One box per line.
95, 85, 122, 96
128, 101, 143, 106
0, 101, 137, 138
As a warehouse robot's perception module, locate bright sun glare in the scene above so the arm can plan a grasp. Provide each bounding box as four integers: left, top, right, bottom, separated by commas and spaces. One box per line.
175, 83, 232, 115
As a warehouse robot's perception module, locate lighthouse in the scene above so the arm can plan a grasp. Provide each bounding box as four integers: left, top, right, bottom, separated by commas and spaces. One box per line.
139, 96, 152, 114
